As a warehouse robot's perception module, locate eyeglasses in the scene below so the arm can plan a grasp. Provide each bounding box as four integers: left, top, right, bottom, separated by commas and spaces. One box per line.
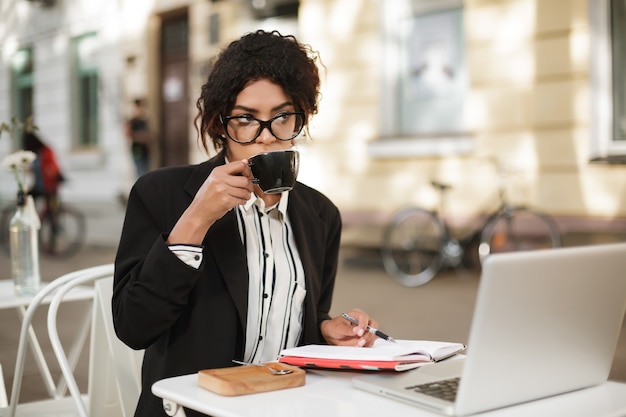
220, 112, 305, 144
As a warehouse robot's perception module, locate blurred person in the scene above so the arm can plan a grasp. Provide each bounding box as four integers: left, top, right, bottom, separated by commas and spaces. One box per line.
23, 130, 64, 253
113, 30, 382, 417
125, 98, 152, 178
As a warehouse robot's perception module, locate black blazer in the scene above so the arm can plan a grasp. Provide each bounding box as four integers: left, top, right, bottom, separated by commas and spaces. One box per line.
113, 151, 341, 417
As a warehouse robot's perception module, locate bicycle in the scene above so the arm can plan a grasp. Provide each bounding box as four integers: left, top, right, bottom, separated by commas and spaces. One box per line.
0, 193, 86, 258
381, 159, 562, 287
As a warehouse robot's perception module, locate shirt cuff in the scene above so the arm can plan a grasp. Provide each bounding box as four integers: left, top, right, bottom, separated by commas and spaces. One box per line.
168, 244, 203, 269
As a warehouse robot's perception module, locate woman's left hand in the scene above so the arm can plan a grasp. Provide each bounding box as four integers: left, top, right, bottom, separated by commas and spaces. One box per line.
320, 309, 379, 347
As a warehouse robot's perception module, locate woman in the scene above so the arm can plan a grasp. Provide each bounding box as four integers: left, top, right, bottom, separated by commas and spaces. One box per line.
113, 30, 380, 417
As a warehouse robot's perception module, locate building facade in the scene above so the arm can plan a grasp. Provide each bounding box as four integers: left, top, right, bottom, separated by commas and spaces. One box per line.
1, 0, 624, 234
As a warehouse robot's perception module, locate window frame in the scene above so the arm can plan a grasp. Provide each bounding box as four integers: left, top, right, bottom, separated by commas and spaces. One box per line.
371, 0, 472, 158
11, 47, 35, 149
71, 32, 100, 148
589, 0, 626, 159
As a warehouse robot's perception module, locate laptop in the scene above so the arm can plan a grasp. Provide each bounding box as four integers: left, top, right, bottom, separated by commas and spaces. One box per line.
353, 243, 626, 415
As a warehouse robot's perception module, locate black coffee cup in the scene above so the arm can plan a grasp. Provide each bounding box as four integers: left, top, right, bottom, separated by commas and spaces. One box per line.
248, 149, 299, 194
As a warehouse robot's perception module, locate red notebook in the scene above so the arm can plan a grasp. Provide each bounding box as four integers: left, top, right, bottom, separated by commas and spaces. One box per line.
278, 355, 430, 371
278, 339, 465, 372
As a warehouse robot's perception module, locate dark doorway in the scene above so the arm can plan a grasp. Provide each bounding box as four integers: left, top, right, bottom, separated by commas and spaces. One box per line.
159, 13, 189, 167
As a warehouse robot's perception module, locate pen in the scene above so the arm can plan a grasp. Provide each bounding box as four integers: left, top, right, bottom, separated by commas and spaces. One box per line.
341, 313, 396, 343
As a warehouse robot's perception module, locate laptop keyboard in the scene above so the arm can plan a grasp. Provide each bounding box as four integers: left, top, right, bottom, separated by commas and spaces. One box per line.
405, 377, 460, 402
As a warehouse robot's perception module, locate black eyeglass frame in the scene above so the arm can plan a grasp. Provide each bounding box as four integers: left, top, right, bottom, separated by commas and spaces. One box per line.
220, 112, 305, 144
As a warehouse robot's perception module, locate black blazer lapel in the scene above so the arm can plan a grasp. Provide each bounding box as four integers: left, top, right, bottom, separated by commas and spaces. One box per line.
183, 152, 250, 332
207, 212, 249, 331
287, 184, 328, 343
288, 188, 321, 281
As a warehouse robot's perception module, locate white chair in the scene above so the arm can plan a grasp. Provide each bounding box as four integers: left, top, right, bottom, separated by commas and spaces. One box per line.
0, 263, 145, 417
88, 276, 143, 417
0, 265, 108, 417
47, 264, 144, 417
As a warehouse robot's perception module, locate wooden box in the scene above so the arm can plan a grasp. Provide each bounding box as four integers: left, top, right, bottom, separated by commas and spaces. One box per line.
198, 363, 305, 396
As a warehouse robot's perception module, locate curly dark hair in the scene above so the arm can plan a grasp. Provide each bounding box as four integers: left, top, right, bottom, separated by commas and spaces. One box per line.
194, 30, 321, 153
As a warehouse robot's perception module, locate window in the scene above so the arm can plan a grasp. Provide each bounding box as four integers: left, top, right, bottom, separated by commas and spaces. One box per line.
72, 33, 99, 147
397, 7, 465, 134
11, 48, 34, 148
372, 0, 471, 158
589, 0, 626, 160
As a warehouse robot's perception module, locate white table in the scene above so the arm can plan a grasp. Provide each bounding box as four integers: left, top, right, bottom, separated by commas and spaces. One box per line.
152, 370, 626, 417
0, 279, 94, 398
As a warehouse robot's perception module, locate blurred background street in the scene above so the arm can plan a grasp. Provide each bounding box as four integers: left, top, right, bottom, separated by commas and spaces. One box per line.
0, 201, 624, 403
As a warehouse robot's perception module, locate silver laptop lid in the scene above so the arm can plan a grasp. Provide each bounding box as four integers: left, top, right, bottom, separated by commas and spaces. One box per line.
456, 243, 626, 415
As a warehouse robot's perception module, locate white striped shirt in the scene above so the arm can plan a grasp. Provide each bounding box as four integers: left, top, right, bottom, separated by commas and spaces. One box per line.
168, 193, 306, 363
236, 192, 306, 363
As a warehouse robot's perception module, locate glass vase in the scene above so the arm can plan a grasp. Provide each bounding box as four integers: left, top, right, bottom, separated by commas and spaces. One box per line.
9, 191, 41, 296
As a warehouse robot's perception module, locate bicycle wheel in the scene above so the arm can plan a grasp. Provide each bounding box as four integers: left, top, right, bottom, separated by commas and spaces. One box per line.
39, 205, 86, 258
478, 207, 561, 264
381, 208, 446, 287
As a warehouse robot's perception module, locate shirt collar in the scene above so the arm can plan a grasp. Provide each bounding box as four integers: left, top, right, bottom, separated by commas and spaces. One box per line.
242, 192, 289, 219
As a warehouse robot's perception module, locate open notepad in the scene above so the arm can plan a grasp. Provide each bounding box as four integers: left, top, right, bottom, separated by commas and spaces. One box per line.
278, 339, 466, 371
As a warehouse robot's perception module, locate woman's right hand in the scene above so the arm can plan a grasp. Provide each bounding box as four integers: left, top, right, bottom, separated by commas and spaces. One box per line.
167, 160, 254, 245
196, 160, 254, 218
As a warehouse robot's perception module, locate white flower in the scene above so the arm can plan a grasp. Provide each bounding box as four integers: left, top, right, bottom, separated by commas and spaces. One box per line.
2, 150, 36, 170
2, 150, 37, 193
